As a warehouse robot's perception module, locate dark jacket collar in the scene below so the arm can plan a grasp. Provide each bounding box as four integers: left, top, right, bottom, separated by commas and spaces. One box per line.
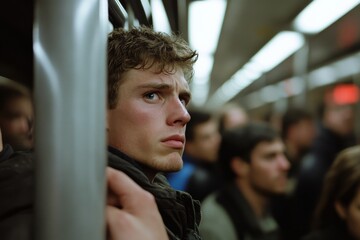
107, 148, 202, 240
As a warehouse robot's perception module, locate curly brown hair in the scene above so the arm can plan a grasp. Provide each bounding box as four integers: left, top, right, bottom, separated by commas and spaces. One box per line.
107, 27, 198, 109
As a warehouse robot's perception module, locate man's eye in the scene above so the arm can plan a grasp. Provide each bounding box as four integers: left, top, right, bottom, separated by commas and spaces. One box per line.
180, 96, 190, 106
180, 99, 187, 106
144, 92, 159, 100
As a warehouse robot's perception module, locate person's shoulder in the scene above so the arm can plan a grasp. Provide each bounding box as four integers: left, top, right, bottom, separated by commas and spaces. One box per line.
201, 192, 227, 219
0, 150, 34, 175
0, 144, 14, 162
0, 149, 35, 240
200, 192, 237, 240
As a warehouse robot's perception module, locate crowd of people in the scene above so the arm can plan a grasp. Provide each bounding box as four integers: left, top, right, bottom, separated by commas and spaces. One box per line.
0, 26, 359, 240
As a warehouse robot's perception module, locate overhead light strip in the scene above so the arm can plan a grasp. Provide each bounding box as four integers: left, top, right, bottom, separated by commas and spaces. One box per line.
293, 0, 360, 34
189, 0, 227, 106
151, 0, 171, 34
207, 31, 304, 108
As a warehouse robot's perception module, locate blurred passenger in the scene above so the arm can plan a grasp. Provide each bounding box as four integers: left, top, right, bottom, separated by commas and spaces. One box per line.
295, 85, 358, 238
303, 145, 360, 240
200, 122, 290, 240
218, 102, 248, 134
281, 108, 316, 171
167, 110, 221, 201
0, 78, 34, 151
272, 107, 316, 240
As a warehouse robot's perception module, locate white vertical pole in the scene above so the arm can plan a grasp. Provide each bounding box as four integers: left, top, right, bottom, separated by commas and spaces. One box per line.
33, 0, 108, 239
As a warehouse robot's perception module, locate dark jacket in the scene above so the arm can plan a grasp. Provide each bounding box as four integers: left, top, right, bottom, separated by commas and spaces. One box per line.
0, 146, 34, 240
108, 147, 202, 240
302, 225, 355, 240
200, 183, 279, 240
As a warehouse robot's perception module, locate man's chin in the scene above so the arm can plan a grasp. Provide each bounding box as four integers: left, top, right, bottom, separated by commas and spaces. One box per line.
162, 156, 183, 173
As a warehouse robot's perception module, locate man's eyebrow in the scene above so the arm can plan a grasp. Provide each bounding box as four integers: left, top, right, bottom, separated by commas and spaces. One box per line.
138, 83, 173, 90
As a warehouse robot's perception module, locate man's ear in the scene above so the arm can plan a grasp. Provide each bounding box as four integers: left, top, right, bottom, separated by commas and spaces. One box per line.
334, 201, 347, 220
230, 157, 249, 178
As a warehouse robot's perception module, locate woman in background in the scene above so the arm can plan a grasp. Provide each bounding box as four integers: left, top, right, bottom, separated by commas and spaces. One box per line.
303, 145, 360, 240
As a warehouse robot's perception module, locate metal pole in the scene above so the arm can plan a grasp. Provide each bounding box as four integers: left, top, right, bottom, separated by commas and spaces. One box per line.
33, 0, 108, 239
293, 36, 309, 107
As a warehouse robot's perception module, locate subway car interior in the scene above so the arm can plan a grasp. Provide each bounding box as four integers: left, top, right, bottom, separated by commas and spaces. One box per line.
1, 0, 360, 239
1, 0, 360, 123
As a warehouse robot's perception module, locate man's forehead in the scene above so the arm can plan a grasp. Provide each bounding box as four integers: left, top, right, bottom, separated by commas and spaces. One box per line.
125, 67, 190, 90
254, 139, 284, 151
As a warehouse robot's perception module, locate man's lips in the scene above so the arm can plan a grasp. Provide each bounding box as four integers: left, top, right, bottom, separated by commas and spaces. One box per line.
161, 135, 185, 149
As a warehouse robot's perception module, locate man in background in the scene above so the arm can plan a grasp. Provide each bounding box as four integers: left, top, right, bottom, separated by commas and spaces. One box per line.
217, 102, 248, 134
167, 110, 221, 201
200, 122, 290, 240
272, 107, 316, 240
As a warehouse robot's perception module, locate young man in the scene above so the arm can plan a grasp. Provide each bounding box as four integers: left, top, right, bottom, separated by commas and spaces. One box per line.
167, 110, 221, 202
200, 122, 290, 240
0, 79, 34, 151
106, 27, 201, 239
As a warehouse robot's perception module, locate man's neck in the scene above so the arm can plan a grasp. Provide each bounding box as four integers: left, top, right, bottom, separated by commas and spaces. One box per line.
235, 179, 269, 219
142, 167, 157, 182
108, 145, 157, 182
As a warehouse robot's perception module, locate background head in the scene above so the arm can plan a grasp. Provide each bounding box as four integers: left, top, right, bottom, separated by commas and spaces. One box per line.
313, 146, 360, 239
107, 26, 198, 109
184, 110, 220, 163
281, 107, 316, 151
219, 122, 289, 195
217, 102, 248, 134
0, 77, 33, 150
318, 84, 357, 136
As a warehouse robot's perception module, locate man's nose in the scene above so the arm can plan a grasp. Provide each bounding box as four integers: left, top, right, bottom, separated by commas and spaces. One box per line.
278, 155, 290, 171
167, 99, 191, 126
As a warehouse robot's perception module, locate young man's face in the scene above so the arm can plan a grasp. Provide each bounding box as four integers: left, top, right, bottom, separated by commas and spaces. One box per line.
107, 66, 191, 176
248, 139, 289, 196
0, 96, 33, 150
